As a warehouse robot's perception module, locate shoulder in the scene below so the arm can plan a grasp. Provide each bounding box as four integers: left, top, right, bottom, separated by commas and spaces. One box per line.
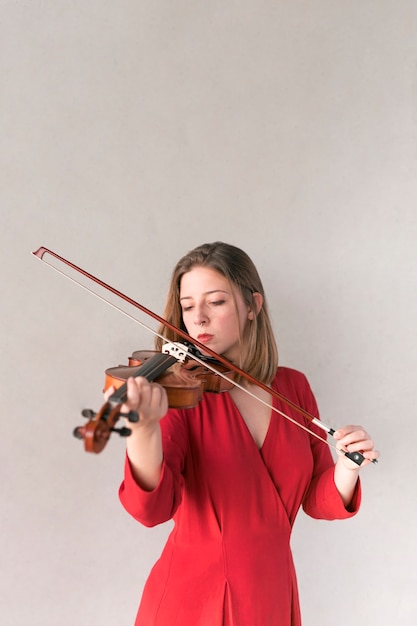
272, 366, 317, 410
273, 365, 311, 389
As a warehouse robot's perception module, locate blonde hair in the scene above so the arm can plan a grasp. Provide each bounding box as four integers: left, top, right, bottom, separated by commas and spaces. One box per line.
155, 242, 278, 385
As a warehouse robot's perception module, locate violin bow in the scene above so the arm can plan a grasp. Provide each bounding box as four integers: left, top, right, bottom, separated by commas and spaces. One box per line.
32, 246, 377, 466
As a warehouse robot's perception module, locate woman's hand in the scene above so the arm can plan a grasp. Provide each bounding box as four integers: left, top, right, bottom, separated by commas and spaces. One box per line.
334, 425, 380, 469
333, 425, 379, 507
121, 376, 169, 428
105, 376, 169, 430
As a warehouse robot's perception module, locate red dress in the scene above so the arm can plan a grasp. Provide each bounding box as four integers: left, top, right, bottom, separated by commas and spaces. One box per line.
119, 367, 361, 626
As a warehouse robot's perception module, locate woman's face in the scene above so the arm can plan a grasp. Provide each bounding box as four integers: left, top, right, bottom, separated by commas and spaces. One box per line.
179, 266, 253, 363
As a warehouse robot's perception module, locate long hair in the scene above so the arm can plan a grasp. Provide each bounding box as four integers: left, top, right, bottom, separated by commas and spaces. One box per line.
155, 242, 278, 385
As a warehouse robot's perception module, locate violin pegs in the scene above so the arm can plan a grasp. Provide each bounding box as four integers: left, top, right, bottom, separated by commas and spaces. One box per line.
119, 410, 139, 423
81, 408, 96, 418
73, 426, 85, 440
111, 426, 132, 437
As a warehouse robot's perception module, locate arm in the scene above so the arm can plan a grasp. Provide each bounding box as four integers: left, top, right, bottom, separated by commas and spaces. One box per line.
292, 371, 368, 519
118, 377, 188, 527
121, 376, 168, 491
303, 422, 379, 517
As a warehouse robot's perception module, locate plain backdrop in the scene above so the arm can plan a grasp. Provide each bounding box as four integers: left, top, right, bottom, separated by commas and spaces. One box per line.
1, 1, 416, 625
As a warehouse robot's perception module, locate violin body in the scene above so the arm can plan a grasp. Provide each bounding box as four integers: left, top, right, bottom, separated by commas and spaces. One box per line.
105, 352, 203, 409
74, 349, 235, 454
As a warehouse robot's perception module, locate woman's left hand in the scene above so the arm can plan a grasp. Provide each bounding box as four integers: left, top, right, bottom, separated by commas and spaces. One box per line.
334, 425, 380, 469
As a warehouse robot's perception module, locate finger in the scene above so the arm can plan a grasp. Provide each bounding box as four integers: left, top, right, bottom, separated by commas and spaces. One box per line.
103, 385, 116, 401
339, 428, 369, 443
150, 383, 169, 414
341, 439, 375, 456
334, 425, 364, 439
334, 426, 373, 447
361, 448, 380, 462
121, 377, 142, 412
128, 378, 167, 414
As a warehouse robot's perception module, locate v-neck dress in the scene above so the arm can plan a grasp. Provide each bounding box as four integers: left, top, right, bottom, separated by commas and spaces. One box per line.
119, 367, 361, 626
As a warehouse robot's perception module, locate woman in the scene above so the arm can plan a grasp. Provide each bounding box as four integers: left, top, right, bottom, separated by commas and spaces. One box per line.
118, 242, 379, 625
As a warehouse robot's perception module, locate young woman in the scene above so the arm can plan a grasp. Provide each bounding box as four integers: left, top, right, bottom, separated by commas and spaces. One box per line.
118, 241, 379, 626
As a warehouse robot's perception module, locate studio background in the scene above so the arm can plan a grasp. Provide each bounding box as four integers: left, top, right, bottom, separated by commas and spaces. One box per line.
1, 1, 416, 625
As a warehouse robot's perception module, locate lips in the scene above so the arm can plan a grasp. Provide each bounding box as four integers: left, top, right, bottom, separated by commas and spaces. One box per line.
197, 333, 214, 343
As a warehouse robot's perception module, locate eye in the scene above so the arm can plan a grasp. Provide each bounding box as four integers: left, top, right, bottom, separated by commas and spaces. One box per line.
181, 305, 194, 312
210, 299, 225, 307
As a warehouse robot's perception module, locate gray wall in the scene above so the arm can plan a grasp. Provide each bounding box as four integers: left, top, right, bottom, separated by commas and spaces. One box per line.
1, 1, 416, 624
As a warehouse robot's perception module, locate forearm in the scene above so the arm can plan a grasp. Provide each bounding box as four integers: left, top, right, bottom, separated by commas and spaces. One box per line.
126, 423, 163, 491
118, 376, 168, 491
333, 457, 360, 508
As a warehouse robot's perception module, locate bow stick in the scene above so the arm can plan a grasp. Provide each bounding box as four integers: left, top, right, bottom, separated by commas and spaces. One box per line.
32, 246, 377, 466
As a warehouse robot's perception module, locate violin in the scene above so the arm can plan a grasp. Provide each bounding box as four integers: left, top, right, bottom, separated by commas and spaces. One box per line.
74, 346, 235, 453
32, 246, 377, 466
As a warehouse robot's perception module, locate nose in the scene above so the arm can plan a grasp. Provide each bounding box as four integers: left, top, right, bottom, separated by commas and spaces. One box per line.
193, 306, 208, 327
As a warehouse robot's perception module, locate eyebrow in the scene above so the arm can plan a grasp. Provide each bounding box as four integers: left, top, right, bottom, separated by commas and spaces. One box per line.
179, 289, 229, 301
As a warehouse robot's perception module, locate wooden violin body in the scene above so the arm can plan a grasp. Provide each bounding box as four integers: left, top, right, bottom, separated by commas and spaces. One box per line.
74, 349, 235, 453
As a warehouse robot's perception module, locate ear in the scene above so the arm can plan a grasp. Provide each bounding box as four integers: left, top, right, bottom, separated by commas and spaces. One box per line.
248, 292, 264, 320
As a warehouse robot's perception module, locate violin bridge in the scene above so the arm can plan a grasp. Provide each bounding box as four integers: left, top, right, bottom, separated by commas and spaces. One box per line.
162, 342, 189, 363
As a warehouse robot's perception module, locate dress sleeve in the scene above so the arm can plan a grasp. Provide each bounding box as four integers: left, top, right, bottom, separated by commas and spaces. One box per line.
299, 375, 362, 520
118, 408, 188, 527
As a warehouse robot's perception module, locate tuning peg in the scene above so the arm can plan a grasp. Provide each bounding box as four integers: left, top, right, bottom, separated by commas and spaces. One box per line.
119, 410, 139, 423
81, 408, 96, 418
111, 426, 132, 437
73, 426, 84, 440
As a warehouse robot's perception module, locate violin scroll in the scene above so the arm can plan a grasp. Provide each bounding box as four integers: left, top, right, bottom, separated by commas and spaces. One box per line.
73, 402, 139, 454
